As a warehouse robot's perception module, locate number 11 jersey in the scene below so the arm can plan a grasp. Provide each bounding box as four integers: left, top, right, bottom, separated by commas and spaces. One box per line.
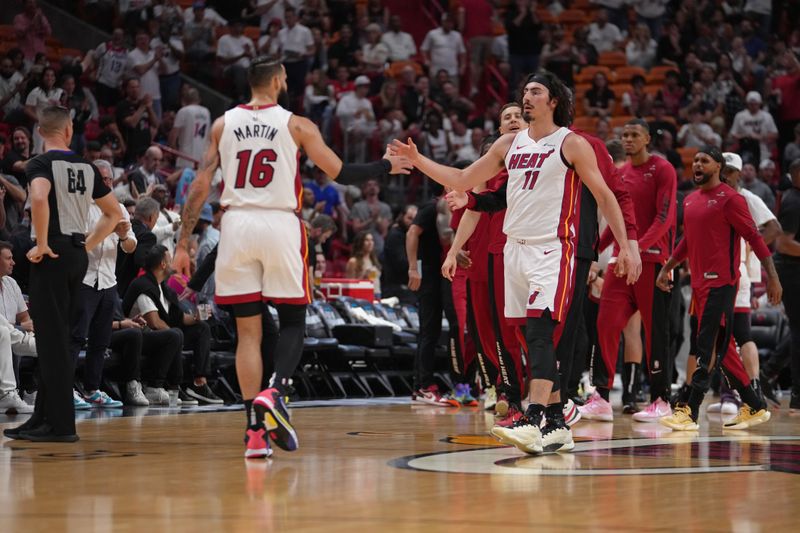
219, 104, 301, 211
502, 127, 580, 244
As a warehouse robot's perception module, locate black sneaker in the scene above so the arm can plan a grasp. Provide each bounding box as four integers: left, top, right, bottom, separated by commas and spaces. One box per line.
622, 402, 640, 414
178, 388, 199, 406
186, 383, 224, 404
759, 373, 780, 408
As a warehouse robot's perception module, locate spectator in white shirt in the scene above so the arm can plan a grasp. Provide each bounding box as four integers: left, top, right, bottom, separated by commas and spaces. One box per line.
252, 0, 298, 32
455, 127, 484, 163
625, 23, 657, 69
279, 7, 315, 103
182, 1, 227, 27
258, 18, 283, 59
0, 56, 27, 124
336, 76, 377, 162
150, 184, 181, 255
127, 29, 164, 118
24, 66, 63, 154
168, 88, 210, 170
152, 25, 184, 112
0, 241, 37, 415
587, 9, 624, 53
216, 20, 256, 103
69, 160, 141, 407
361, 23, 390, 77
729, 91, 779, 167
421, 13, 467, 89
678, 108, 722, 148
381, 15, 417, 62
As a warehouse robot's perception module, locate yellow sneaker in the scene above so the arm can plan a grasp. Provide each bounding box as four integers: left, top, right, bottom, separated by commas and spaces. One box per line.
722, 404, 771, 430
659, 405, 699, 431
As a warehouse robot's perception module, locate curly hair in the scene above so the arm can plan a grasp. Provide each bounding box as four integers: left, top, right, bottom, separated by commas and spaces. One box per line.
351, 231, 381, 276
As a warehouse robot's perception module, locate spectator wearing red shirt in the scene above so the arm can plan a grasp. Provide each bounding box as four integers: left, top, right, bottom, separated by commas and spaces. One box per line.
656, 145, 782, 431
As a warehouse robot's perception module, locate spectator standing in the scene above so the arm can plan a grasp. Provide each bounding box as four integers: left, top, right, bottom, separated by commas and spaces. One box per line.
350, 179, 392, 256
0, 56, 28, 125
729, 91, 778, 166
457, 0, 495, 96
335, 76, 377, 163
420, 13, 467, 90
13, 0, 51, 62
24, 67, 63, 155
128, 29, 164, 118
150, 183, 181, 255
381, 15, 417, 62
587, 9, 624, 53
152, 25, 185, 112
116, 77, 158, 165
279, 7, 315, 107
625, 23, 658, 69
169, 88, 210, 170
83, 28, 129, 109
69, 160, 140, 408
381, 205, 417, 304
217, 20, 256, 103
504, 0, 541, 92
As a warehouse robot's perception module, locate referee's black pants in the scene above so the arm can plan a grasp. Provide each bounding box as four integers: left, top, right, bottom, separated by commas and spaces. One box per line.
28, 236, 88, 436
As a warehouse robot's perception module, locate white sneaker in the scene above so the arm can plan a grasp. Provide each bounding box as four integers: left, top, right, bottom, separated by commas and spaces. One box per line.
632, 397, 672, 422
125, 381, 149, 406
542, 424, 575, 453
0, 390, 34, 414
144, 386, 170, 405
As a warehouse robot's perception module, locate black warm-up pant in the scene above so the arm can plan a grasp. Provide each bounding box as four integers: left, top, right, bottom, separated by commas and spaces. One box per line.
28, 236, 88, 435
415, 273, 462, 389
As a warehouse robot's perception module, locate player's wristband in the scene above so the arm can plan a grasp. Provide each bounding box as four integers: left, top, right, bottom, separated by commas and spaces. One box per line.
336, 159, 392, 181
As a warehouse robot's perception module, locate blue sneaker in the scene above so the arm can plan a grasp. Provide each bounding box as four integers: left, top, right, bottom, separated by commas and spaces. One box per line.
84, 390, 123, 408
73, 390, 91, 410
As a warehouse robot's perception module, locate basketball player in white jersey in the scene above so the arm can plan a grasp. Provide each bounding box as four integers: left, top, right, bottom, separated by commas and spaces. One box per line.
391, 70, 638, 455
169, 88, 211, 169
173, 57, 411, 459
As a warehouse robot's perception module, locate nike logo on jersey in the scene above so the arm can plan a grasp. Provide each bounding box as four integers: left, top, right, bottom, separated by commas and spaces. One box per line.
543, 249, 555, 255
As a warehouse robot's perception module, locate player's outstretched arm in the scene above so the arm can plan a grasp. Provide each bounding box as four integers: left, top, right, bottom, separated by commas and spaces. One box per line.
564, 133, 641, 284
289, 115, 411, 180
390, 136, 509, 192
174, 116, 224, 276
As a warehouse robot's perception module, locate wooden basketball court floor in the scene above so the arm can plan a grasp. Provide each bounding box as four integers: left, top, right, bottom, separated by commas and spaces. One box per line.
2, 396, 799, 532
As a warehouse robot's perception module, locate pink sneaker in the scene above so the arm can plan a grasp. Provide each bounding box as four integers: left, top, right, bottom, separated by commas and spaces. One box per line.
578, 392, 613, 422
632, 397, 672, 422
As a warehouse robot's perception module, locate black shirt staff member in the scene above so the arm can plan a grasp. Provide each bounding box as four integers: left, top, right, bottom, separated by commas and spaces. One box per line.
4, 105, 119, 442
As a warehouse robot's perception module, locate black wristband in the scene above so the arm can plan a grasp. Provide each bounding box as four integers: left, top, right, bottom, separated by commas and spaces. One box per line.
336, 159, 392, 182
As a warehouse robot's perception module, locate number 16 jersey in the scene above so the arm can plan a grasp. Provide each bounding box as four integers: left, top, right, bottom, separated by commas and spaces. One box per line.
219, 104, 302, 211
502, 127, 580, 244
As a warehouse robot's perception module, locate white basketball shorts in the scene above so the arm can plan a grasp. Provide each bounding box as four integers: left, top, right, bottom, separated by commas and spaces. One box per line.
215, 208, 310, 305
503, 237, 575, 325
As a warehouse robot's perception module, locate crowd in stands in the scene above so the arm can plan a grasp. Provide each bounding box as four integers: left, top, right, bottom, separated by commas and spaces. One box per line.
0, 0, 798, 407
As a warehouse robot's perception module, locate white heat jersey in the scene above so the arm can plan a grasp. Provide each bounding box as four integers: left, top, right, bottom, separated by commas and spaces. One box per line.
219, 104, 301, 211
174, 104, 211, 169
503, 127, 580, 243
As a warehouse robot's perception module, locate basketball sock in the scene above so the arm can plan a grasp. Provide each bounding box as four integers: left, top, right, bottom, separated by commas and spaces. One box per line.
525, 403, 545, 426
244, 399, 256, 428
622, 362, 639, 404
597, 387, 610, 401
545, 402, 564, 424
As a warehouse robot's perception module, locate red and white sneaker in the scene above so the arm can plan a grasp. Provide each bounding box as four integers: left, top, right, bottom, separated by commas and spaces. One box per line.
563, 398, 581, 426
494, 404, 524, 428
578, 392, 613, 422
632, 397, 672, 422
244, 425, 273, 459
412, 385, 450, 406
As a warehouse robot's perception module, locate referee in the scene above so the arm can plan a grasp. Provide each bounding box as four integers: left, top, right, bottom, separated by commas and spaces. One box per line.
3, 106, 120, 442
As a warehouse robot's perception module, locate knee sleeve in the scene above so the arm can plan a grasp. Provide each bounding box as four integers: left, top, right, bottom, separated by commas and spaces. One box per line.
275, 303, 307, 327
526, 313, 559, 386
